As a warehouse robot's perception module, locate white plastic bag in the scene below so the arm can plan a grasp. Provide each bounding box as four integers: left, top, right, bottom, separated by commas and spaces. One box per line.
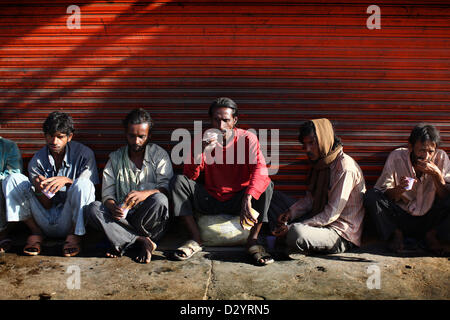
197, 214, 249, 246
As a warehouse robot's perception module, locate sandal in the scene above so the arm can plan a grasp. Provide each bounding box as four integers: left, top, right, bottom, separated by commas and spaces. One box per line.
173, 240, 202, 261
23, 234, 43, 256
63, 234, 81, 257
0, 238, 12, 253
248, 244, 274, 266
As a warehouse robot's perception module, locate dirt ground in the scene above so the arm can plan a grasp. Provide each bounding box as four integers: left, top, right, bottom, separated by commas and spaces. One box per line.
0, 223, 448, 301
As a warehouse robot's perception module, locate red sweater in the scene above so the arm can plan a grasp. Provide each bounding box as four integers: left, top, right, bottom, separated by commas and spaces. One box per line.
184, 128, 271, 202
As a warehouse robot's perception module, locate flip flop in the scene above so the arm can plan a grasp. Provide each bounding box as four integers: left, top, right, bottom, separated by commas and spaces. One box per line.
248, 244, 274, 266
23, 234, 43, 256
173, 240, 202, 261
63, 234, 81, 257
0, 238, 12, 253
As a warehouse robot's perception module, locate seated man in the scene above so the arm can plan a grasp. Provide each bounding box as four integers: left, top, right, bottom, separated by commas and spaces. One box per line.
0, 137, 22, 253
364, 123, 450, 255
170, 97, 274, 266
270, 119, 366, 256
87, 108, 173, 264
3, 111, 98, 257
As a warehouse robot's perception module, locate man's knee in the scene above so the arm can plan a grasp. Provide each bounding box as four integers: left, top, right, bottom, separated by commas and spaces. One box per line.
363, 188, 383, 207
145, 192, 169, 209
169, 174, 189, 191
71, 177, 95, 193
286, 224, 309, 251
86, 200, 104, 220
3, 172, 30, 190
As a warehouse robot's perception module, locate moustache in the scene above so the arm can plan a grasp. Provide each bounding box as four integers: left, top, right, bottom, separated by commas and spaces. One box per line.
411, 153, 426, 163
131, 144, 145, 151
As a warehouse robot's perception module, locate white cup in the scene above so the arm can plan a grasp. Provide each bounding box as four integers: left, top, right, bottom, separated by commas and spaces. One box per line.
42, 190, 55, 199
119, 202, 131, 216
203, 131, 219, 142
405, 177, 415, 190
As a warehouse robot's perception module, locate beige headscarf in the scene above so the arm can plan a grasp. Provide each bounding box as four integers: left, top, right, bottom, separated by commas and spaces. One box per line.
307, 118, 343, 215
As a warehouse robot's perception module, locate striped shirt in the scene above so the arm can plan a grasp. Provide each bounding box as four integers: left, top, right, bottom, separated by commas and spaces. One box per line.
288, 150, 366, 247
374, 147, 450, 216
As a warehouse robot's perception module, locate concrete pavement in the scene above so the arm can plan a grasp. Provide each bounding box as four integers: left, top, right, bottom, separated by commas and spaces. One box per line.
0, 222, 448, 301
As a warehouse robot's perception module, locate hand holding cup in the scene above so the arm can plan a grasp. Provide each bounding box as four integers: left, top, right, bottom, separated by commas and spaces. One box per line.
399, 176, 415, 191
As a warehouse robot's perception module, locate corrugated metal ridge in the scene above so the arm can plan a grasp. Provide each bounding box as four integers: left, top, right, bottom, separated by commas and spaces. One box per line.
0, 1, 448, 197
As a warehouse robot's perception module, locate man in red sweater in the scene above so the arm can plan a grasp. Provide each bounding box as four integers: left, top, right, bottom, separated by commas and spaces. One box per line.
170, 97, 274, 265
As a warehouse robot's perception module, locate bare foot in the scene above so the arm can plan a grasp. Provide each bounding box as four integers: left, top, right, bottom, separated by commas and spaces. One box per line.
105, 248, 120, 258
425, 230, 445, 256
63, 234, 81, 257
388, 229, 404, 253
135, 236, 157, 264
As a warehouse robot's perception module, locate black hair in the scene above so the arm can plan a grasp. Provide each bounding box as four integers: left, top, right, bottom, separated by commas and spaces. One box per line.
122, 108, 154, 131
43, 111, 75, 136
298, 120, 316, 144
298, 120, 342, 149
208, 97, 239, 118
408, 123, 441, 147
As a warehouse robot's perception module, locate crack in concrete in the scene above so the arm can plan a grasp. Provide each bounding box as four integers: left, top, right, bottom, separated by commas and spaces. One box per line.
202, 257, 214, 300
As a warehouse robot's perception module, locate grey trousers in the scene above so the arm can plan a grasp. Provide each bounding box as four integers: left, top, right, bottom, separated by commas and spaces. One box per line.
364, 188, 450, 242
170, 174, 274, 223
268, 190, 354, 254
286, 223, 353, 254
87, 192, 170, 255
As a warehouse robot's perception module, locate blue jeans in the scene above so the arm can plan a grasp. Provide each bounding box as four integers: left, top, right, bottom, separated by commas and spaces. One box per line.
3, 173, 95, 237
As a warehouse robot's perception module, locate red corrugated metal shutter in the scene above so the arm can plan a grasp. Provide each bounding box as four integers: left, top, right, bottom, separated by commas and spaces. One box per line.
0, 0, 449, 197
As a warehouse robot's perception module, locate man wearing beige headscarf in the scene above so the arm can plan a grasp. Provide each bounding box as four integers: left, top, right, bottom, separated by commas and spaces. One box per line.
269, 119, 366, 256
